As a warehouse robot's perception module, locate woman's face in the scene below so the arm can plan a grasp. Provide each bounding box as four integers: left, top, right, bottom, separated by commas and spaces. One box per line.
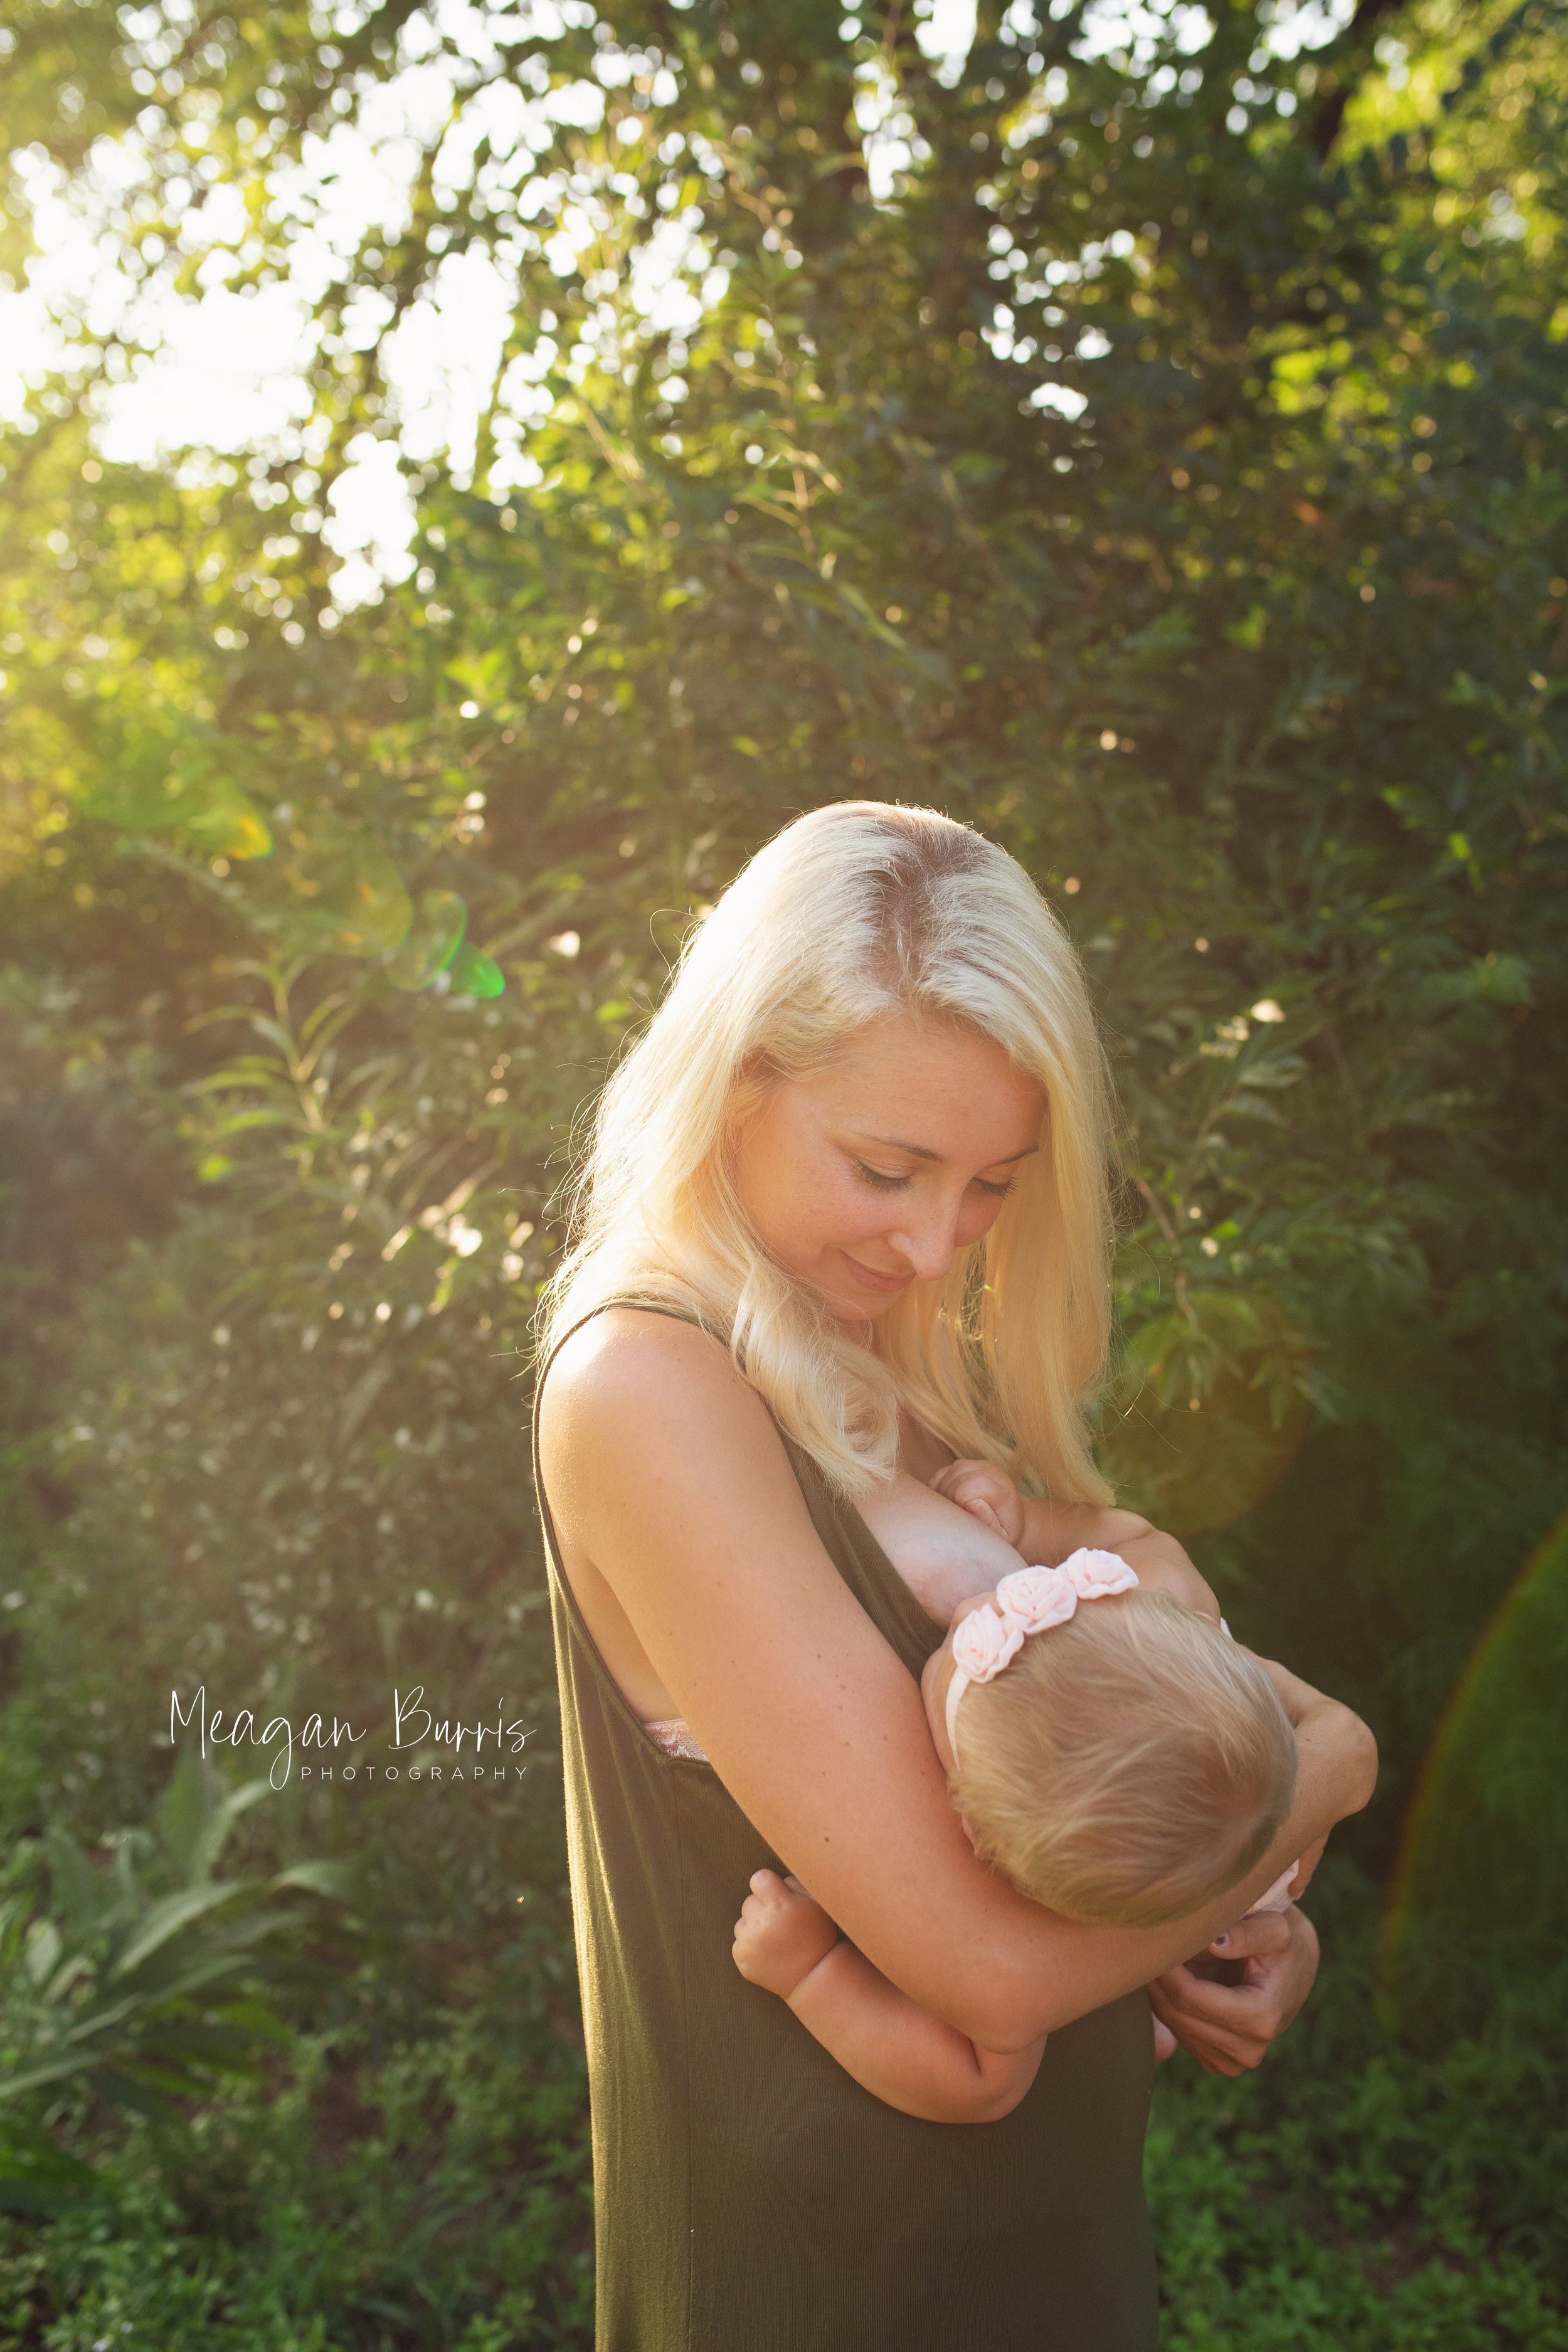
728, 1009, 1044, 1332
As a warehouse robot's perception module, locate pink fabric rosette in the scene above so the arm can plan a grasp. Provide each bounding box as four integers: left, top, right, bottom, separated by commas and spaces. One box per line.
1059, 1547, 1141, 1602
943, 1554, 1139, 1764
992, 1564, 1079, 1634
949, 1602, 1027, 1685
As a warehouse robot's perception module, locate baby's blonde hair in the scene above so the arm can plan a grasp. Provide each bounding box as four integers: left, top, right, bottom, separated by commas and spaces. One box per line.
953, 1594, 1298, 1927
539, 801, 1114, 1502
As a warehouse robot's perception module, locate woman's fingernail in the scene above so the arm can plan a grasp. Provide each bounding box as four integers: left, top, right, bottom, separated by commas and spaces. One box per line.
1212, 1932, 1229, 1950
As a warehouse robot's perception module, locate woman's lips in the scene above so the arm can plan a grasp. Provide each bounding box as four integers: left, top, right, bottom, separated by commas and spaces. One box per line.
840, 1251, 911, 1295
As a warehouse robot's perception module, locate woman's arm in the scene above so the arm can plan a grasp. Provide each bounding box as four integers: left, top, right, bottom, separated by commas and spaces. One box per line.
1149, 1661, 1375, 2073
733, 1871, 1046, 2124
540, 1311, 1375, 2052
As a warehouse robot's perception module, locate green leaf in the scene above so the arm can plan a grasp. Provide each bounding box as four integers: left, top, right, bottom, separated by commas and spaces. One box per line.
273, 1858, 354, 1900
109, 1882, 253, 1981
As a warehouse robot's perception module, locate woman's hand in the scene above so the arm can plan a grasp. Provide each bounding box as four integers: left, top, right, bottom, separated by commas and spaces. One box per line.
928, 1458, 1025, 1547
1147, 1904, 1320, 2076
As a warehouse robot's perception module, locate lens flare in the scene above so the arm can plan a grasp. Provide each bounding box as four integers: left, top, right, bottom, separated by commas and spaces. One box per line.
274, 818, 412, 956
80, 761, 272, 860
450, 943, 506, 998
1380, 1506, 1568, 2039
1098, 1291, 1313, 1536
388, 889, 467, 991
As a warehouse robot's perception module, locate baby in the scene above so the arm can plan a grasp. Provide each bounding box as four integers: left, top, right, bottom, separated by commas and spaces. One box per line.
721, 1466, 1311, 2122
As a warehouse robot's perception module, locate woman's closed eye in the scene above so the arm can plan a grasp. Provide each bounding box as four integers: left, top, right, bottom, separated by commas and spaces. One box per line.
853, 1160, 913, 1192
851, 1159, 1015, 1201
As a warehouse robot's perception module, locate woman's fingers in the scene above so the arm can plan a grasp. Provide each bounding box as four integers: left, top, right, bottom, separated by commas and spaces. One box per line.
1206, 1907, 1290, 1961
1150, 1908, 1320, 2075
1147, 1970, 1266, 2076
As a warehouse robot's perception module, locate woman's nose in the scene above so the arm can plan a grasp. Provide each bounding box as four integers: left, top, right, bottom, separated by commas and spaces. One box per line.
889, 1201, 963, 1281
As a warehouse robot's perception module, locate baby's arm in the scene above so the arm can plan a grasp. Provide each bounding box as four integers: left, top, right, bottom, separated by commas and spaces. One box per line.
931, 1458, 1223, 1625
733, 1870, 1047, 2125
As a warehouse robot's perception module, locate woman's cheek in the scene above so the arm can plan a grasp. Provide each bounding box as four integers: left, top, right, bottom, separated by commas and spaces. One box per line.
956, 1197, 1005, 1249
823, 1173, 886, 1247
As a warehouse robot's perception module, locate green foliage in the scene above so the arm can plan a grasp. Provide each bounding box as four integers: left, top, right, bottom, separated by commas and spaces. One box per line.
0, 1936, 593, 2347
1148, 1864, 1568, 2348
1099, 1288, 1316, 1537
0, 1752, 347, 2210
1, 0, 1566, 2338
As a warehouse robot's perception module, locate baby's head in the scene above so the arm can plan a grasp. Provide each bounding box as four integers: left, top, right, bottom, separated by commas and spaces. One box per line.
920, 1554, 1297, 1929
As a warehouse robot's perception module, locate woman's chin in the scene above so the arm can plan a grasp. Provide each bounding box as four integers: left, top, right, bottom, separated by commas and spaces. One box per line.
824, 1283, 899, 1328
837, 1254, 914, 1309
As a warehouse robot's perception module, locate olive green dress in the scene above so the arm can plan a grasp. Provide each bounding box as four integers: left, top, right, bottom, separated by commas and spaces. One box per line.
534, 1306, 1159, 2352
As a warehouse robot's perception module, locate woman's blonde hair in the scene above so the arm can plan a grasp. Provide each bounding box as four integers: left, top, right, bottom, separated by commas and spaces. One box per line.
539, 801, 1114, 1501
953, 1593, 1298, 1927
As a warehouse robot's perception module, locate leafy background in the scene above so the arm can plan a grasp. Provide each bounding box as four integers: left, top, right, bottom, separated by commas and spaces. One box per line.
1, 0, 1565, 2339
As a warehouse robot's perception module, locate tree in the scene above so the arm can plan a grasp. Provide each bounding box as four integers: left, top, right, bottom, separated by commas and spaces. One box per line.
2, 0, 1565, 2057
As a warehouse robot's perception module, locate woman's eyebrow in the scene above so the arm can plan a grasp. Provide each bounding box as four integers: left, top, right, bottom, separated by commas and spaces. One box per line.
857, 1132, 1041, 1165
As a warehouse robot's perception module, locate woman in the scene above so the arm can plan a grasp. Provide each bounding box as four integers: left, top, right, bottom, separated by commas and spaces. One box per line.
533, 803, 1374, 2350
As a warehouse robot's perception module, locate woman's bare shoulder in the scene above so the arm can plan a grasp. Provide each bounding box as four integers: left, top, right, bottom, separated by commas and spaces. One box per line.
539, 1306, 773, 1468
543, 1303, 738, 1403
538, 1304, 816, 1579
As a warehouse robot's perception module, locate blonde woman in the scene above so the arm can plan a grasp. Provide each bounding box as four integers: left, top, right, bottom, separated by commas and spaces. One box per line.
533, 803, 1374, 2351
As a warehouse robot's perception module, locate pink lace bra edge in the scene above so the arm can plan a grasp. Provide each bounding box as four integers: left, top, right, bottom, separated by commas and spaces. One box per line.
643, 1715, 709, 1762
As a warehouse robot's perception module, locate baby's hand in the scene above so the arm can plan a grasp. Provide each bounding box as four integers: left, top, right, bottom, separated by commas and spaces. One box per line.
929, 1458, 1025, 1549
733, 1870, 840, 2000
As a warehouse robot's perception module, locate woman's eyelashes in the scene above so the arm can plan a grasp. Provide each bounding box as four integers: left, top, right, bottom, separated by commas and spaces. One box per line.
852, 1159, 911, 1192
849, 1159, 1015, 1201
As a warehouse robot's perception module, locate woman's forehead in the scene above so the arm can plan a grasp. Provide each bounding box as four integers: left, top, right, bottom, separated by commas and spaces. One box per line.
808, 1014, 1043, 1148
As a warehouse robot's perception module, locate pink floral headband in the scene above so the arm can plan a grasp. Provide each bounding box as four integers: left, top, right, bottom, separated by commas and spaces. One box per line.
944, 1549, 1140, 1765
